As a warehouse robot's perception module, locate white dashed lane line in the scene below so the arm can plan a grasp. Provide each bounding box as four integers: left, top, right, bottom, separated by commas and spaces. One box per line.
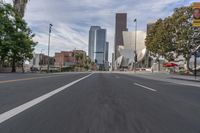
134, 83, 157, 92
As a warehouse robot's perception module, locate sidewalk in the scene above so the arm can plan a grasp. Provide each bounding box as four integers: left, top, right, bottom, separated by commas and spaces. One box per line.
117, 71, 200, 87
124, 71, 200, 82
170, 74, 200, 82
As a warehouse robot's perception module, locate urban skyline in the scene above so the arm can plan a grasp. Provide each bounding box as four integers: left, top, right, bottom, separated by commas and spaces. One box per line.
1, 1, 200, 133
3, 0, 193, 62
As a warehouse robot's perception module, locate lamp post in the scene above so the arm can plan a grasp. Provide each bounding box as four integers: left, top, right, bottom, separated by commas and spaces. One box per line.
47, 23, 53, 73
134, 18, 137, 72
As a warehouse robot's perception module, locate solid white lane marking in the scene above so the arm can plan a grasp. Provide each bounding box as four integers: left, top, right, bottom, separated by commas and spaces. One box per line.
134, 83, 157, 92
0, 73, 93, 124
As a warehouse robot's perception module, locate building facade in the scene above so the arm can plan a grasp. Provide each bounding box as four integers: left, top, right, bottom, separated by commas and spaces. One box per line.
114, 13, 128, 60
54, 50, 86, 68
147, 23, 155, 35
54, 51, 75, 68
94, 29, 106, 66
13, 0, 28, 17
29, 53, 54, 70
88, 26, 101, 61
105, 42, 109, 62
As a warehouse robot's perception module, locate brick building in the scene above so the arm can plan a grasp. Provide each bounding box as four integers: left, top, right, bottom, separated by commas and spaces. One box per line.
54, 50, 86, 68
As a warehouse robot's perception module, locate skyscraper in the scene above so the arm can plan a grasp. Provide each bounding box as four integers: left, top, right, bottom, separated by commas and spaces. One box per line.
88, 26, 101, 61
95, 29, 106, 65
114, 13, 128, 60
147, 23, 155, 35
105, 42, 109, 62
13, 0, 29, 17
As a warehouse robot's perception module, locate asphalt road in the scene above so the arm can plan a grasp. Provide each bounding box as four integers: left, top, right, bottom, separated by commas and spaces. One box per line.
0, 72, 200, 133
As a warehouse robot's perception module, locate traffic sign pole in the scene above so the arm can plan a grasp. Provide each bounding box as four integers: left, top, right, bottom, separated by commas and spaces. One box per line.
194, 52, 197, 79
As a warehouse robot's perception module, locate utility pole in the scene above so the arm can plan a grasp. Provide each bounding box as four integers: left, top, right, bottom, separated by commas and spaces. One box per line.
47, 24, 53, 73
103, 43, 105, 70
134, 18, 137, 73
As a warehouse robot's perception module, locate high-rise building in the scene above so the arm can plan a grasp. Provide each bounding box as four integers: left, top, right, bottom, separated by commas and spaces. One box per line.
147, 23, 155, 35
13, 0, 29, 17
88, 26, 101, 61
105, 42, 109, 62
114, 13, 128, 59
94, 29, 106, 65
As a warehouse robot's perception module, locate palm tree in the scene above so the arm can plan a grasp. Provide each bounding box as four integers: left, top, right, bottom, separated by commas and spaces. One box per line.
75, 53, 80, 64
79, 53, 83, 63
13, 0, 29, 17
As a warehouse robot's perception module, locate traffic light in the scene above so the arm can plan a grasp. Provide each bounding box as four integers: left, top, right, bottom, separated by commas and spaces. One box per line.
135, 54, 137, 62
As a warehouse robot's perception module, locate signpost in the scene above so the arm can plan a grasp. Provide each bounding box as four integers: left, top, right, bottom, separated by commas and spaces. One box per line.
192, 2, 200, 27
192, 2, 200, 79
194, 52, 197, 79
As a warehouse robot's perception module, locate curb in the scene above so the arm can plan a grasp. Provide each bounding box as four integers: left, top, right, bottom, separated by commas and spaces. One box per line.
170, 77, 200, 82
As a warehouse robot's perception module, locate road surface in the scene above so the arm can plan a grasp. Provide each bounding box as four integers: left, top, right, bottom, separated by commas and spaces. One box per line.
0, 72, 200, 133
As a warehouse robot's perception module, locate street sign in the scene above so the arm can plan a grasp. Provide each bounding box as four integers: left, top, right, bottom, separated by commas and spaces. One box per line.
192, 2, 200, 27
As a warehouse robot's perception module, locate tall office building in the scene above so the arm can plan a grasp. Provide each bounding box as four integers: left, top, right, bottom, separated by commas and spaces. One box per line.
88, 26, 101, 61
105, 42, 109, 62
13, 0, 29, 17
147, 23, 155, 35
94, 29, 106, 65
114, 13, 128, 59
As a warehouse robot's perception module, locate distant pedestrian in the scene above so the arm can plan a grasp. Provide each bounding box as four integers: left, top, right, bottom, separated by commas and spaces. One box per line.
151, 67, 154, 73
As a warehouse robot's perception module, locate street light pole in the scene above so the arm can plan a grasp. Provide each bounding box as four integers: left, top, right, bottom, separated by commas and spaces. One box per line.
47, 23, 53, 73
134, 19, 137, 73
103, 43, 105, 70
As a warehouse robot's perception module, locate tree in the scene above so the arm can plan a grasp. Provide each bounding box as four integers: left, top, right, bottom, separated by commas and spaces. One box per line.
74, 53, 80, 64
171, 6, 200, 72
145, 5, 200, 72
145, 18, 176, 61
0, 4, 36, 72
0, 3, 13, 65
146, 19, 174, 72
79, 53, 84, 65
88, 57, 91, 64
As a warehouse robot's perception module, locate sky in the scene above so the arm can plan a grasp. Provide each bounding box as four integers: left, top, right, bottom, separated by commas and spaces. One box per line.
4, 0, 194, 61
